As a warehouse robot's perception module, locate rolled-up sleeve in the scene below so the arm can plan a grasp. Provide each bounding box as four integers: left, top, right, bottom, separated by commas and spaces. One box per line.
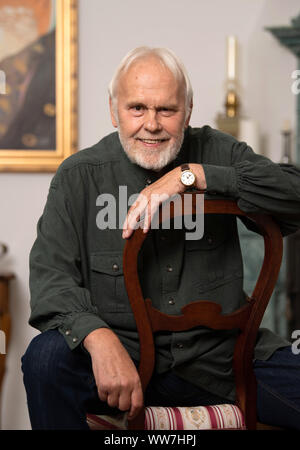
29, 174, 110, 350
202, 139, 300, 236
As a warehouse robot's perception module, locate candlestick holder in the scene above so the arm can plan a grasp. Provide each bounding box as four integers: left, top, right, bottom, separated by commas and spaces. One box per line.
224, 88, 240, 118
215, 36, 240, 138
281, 128, 292, 164
216, 81, 240, 137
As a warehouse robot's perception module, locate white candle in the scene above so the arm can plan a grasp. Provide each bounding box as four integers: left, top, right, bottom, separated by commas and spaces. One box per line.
238, 118, 260, 154
282, 119, 291, 133
227, 36, 237, 81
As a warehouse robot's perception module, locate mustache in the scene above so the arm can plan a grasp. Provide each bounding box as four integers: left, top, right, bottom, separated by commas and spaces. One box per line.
134, 135, 170, 140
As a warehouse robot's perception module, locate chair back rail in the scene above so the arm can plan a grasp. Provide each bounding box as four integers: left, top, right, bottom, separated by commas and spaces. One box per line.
123, 194, 283, 430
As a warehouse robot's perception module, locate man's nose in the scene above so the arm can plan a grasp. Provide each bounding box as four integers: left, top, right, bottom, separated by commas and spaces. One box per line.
144, 110, 162, 132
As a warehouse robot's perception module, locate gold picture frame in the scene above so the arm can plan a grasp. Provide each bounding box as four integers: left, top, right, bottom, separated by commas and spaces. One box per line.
0, 0, 78, 172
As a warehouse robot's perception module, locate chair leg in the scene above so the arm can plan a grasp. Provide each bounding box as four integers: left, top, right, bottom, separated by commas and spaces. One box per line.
243, 396, 257, 429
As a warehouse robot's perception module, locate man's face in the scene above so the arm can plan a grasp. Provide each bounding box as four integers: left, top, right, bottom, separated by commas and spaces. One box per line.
110, 57, 191, 171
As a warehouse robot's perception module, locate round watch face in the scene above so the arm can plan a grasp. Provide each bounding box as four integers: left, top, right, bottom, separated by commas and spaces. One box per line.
181, 170, 195, 186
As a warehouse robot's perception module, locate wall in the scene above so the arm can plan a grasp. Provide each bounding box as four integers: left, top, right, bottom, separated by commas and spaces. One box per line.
0, 0, 299, 430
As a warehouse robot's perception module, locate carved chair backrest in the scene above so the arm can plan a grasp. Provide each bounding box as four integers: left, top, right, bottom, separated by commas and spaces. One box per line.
123, 193, 283, 429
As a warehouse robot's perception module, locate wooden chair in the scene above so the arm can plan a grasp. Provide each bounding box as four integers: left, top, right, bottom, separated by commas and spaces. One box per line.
87, 193, 283, 430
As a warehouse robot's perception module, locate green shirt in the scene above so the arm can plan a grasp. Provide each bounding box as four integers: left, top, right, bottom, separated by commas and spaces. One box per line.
29, 126, 300, 401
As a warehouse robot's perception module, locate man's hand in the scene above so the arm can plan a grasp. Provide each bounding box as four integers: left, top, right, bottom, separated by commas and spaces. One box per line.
122, 163, 207, 239
83, 328, 143, 420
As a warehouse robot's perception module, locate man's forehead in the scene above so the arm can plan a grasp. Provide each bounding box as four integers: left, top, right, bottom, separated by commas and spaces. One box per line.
117, 57, 185, 98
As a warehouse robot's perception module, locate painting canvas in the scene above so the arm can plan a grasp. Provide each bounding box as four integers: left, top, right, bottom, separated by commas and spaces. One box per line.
0, 0, 77, 172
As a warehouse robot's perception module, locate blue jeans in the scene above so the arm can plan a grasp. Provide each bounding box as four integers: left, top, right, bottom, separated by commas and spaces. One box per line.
21, 330, 300, 430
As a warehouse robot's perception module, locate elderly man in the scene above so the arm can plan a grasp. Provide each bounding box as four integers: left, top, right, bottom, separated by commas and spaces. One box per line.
22, 47, 300, 430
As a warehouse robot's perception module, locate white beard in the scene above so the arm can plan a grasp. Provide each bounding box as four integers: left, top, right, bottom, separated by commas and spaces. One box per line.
118, 129, 184, 171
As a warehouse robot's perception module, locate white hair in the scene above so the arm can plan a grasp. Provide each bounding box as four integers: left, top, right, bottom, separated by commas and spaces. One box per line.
108, 46, 193, 119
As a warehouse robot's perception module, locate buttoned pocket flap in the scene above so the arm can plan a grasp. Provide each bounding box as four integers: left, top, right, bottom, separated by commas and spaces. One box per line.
90, 252, 123, 276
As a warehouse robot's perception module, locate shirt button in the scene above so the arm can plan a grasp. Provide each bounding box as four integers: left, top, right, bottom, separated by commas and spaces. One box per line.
112, 263, 119, 272
166, 265, 173, 272
65, 330, 71, 336
146, 178, 152, 185
168, 298, 175, 305
176, 343, 184, 349
72, 337, 78, 343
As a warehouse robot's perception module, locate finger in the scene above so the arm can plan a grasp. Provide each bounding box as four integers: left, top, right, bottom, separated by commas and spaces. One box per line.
106, 389, 120, 409
127, 386, 144, 420
124, 209, 142, 238
143, 198, 158, 234
98, 389, 108, 403
126, 201, 140, 224
144, 191, 168, 234
123, 195, 149, 238
123, 203, 139, 232
118, 390, 132, 412
122, 213, 138, 240
124, 199, 142, 228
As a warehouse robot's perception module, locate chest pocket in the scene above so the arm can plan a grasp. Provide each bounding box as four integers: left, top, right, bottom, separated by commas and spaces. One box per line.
185, 214, 229, 252
90, 251, 132, 313
184, 215, 241, 293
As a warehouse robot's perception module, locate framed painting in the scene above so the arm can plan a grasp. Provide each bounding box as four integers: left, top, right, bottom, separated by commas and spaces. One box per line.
0, 0, 77, 172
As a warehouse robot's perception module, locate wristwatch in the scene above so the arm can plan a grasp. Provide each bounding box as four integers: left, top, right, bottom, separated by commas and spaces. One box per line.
180, 164, 196, 188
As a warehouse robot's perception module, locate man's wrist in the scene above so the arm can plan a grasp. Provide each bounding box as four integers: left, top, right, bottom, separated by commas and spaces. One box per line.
83, 327, 115, 352
188, 163, 207, 191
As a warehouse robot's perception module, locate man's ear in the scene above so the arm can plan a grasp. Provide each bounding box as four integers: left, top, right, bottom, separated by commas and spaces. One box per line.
109, 97, 118, 128
184, 100, 193, 128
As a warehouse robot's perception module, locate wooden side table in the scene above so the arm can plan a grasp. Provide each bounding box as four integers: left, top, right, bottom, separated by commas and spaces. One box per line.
0, 273, 15, 404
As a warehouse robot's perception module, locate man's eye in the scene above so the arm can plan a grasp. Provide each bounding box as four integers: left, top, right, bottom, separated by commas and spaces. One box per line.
132, 105, 144, 112
159, 108, 173, 116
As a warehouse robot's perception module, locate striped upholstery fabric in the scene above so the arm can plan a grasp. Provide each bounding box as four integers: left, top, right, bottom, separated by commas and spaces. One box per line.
87, 404, 245, 430
87, 412, 128, 430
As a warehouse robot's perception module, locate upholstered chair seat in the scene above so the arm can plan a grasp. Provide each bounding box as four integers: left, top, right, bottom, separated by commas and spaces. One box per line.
87, 404, 245, 430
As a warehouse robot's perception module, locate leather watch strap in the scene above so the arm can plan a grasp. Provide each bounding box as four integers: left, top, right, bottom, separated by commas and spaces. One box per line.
181, 164, 190, 171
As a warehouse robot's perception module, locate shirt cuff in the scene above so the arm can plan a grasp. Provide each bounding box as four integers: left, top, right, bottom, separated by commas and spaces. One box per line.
202, 164, 238, 197
58, 311, 110, 350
